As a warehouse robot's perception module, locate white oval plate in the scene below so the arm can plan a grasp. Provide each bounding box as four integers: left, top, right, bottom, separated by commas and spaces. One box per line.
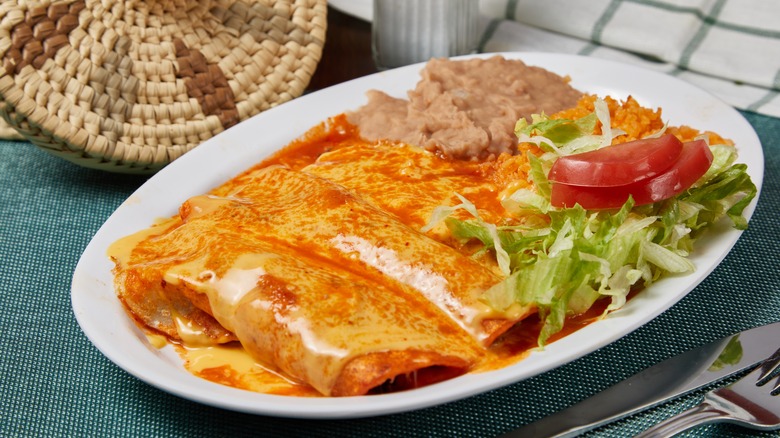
72, 53, 764, 419
329, 0, 372, 22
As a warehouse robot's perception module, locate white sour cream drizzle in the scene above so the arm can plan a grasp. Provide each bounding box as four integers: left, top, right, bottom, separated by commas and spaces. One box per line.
165, 254, 349, 359
264, 305, 350, 359
330, 234, 486, 341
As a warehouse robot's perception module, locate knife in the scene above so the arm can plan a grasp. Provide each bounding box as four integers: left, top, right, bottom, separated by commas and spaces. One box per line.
502, 320, 780, 437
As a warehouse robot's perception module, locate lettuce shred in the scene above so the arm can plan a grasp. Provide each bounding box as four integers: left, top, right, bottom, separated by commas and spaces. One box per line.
426, 99, 757, 347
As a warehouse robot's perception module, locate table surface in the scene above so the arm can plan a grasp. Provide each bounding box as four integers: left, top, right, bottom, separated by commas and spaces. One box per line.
2, 7, 779, 438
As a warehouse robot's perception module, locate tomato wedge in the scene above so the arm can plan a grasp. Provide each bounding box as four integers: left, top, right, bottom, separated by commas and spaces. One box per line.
550, 139, 714, 209
548, 134, 683, 187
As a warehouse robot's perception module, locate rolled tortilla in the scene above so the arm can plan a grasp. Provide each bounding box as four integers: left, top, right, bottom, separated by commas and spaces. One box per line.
162, 244, 478, 396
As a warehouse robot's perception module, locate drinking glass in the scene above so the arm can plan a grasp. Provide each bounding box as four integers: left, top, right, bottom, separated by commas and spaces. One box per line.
372, 0, 479, 70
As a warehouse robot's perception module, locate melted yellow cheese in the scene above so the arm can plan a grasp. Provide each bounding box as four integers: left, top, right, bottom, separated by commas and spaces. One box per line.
109, 118, 540, 397
182, 344, 320, 397
114, 174, 492, 395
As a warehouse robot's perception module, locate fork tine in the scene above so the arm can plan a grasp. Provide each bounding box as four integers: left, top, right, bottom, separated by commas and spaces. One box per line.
757, 347, 780, 384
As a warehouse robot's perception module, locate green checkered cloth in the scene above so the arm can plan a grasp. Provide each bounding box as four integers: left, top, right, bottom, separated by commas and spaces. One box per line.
479, 0, 780, 118
1, 110, 779, 437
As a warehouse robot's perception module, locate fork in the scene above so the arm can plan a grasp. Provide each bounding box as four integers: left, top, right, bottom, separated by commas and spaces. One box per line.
635, 347, 780, 437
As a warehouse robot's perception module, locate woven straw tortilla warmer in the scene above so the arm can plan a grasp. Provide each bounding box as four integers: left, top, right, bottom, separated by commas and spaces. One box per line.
0, 0, 326, 173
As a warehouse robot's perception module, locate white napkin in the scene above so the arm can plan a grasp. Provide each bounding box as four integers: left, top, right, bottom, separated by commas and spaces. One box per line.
479, 0, 780, 117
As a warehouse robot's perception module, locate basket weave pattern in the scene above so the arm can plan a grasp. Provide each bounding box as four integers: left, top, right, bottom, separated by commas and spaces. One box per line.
0, 0, 326, 173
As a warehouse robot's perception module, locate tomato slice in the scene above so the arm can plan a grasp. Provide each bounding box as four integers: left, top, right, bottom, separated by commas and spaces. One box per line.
550, 139, 714, 209
548, 134, 683, 187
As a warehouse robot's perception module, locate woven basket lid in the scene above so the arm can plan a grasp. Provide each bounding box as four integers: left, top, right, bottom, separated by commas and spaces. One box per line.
0, 0, 326, 173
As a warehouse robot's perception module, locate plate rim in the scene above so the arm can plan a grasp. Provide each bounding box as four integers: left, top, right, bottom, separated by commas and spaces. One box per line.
328, 0, 373, 22
71, 52, 764, 419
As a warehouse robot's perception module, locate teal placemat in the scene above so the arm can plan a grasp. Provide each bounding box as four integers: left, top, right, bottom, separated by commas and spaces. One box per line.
1, 111, 778, 437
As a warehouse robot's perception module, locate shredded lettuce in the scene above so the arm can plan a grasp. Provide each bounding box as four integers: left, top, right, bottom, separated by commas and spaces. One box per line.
514, 112, 598, 147
426, 99, 757, 347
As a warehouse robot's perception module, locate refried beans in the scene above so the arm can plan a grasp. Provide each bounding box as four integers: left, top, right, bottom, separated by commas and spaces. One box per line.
348, 56, 583, 160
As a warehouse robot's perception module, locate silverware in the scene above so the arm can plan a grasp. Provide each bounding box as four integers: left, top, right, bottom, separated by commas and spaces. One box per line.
502, 321, 780, 437
635, 347, 780, 437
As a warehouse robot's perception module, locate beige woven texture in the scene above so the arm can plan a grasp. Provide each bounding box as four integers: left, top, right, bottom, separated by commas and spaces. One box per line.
0, 0, 326, 173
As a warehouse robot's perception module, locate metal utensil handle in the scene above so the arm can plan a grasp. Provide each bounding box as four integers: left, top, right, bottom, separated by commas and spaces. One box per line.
633, 401, 727, 438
